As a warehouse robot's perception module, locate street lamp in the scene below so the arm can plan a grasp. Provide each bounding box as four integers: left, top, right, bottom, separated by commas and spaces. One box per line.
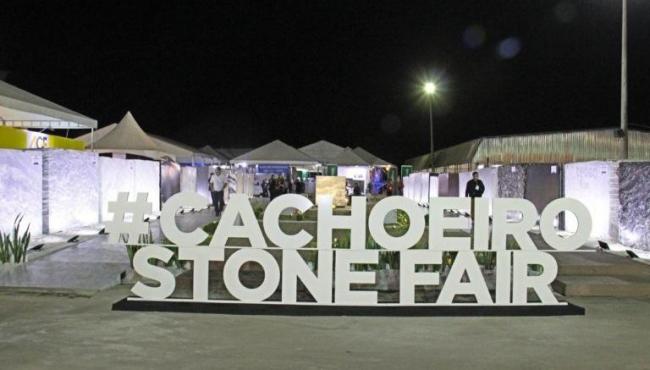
621, 0, 628, 159
423, 82, 436, 170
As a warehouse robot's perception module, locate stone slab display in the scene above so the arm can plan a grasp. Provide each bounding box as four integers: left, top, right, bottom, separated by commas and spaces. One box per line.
316, 176, 347, 207
498, 164, 526, 199
180, 166, 197, 194
0, 149, 43, 235
524, 164, 562, 215
160, 161, 181, 203
99, 157, 135, 222
617, 162, 650, 251
563, 161, 616, 240
195, 166, 210, 204
44, 149, 99, 233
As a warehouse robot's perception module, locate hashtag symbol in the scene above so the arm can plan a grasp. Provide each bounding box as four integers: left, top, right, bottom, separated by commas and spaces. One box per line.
105, 192, 152, 244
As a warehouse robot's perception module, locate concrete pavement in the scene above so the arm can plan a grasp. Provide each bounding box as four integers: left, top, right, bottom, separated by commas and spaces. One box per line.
0, 285, 649, 370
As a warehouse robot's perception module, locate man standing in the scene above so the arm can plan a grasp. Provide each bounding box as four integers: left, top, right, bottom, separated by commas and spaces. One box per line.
465, 171, 485, 198
209, 167, 226, 217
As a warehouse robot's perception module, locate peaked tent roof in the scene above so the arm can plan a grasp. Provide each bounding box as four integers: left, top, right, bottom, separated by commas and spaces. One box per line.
299, 140, 344, 164
213, 147, 254, 161
0, 80, 97, 129
231, 140, 319, 166
332, 147, 369, 166
92, 112, 159, 151
353, 147, 394, 166
150, 135, 221, 164
76, 123, 117, 145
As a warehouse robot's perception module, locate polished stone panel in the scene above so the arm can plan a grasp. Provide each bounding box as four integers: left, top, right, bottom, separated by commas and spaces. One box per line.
0, 149, 43, 235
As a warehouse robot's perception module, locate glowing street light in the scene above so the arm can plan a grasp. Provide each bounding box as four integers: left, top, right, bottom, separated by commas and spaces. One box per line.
424, 82, 437, 95
423, 81, 437, 170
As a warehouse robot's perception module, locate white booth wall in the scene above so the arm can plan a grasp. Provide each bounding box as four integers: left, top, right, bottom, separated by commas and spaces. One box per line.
99, 157, 160, 222
458, 167, 498, 213
563, 161, 615, 240
403, 172, 434, 205
0, 149, 43, 235
45, 150, 99, 233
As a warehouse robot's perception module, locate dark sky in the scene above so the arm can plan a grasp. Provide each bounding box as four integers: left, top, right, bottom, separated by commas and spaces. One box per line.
1, 0, 649, 164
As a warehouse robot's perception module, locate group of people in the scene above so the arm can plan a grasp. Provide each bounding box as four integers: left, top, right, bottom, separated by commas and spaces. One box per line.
261, 175, 305, 200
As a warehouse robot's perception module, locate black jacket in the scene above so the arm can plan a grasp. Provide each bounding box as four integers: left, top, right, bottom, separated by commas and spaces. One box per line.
465, 179, 485, 198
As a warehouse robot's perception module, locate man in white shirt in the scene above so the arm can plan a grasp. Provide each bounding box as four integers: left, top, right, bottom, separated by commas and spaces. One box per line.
209, 168, 226, 216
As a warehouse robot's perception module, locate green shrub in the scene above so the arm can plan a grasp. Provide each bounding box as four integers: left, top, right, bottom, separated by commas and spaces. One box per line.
0, 215, 31, 264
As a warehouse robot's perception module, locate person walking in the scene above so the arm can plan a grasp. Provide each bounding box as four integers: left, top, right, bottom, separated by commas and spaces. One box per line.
209, 167, 226, 217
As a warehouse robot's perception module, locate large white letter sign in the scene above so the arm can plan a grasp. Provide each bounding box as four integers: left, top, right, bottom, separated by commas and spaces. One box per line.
131, 246, 176, 300
437, 251, 492, 304
491, 198, 538, 251
178, 247, 224, 301
210, 194, 268, 248
368, 196, 425, 251
429, 197, 471, 251
317, 196, 366, 250
400, 250, 441, 304
334, 250, 377, 304
223, 248, 280, 302
263, 194, 314, 248
117, 192, 589, 315
512, 251, 559, 304
540, 198, 592, 251
282, 250, 333, 303
160, 192, 209, 246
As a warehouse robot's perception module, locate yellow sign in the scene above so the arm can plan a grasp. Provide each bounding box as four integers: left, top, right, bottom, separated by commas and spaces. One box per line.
0, 126, 84, 150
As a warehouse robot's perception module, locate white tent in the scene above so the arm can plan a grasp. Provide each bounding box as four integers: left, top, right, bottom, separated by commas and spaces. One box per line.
353, 146, 393, 167
231, 140, 319, 166
76, 123, 116, 145
332, 147, 369, 166
87, 111, 171, 160
0, 80, 96, 130
150, 135, 220, 165
299, 140, 344, 164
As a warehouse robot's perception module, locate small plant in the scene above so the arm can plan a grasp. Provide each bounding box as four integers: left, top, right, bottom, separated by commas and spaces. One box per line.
294, 210, 304, 221
0, 215, 31, 264
254, 207, 264, 219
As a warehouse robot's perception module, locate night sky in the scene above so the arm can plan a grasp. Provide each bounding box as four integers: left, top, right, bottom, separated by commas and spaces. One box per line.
1, 0, 649, 164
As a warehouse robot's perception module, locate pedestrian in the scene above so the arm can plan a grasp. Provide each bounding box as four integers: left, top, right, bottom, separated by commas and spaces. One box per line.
464, 171, 485, 198
209, 167, 226, 217
465, 171, 485, 225
269, 175, 277, 200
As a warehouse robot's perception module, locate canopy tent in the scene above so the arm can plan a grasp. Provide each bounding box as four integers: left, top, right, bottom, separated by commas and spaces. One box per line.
299, 140, 344, 164
198, 145, 228, 162
80, 111, 171, 160
231, 140, 319, 166
76, 123, 116, 144
353, 147, 394, 167
332, 147, 369, 166
0, 80, 96, 130
208, 147, 254, 161
150, 135, 221, 165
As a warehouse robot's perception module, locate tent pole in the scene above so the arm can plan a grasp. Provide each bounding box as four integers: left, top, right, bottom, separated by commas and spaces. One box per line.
90, 128, 94, 151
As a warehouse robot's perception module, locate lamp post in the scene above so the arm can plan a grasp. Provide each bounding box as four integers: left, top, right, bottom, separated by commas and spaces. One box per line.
621, 0, 628, 159
424, 82, 436, 170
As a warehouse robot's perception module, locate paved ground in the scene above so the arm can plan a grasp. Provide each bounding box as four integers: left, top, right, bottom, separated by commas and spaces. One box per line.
0, 286, 649, 370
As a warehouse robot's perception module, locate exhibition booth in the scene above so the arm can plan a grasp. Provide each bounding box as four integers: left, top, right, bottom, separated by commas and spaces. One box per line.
231, 140, 320, 197
0, 80, 98, 236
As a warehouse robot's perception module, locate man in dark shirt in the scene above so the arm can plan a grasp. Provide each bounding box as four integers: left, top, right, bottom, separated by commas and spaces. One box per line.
465, 171, 485, 198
